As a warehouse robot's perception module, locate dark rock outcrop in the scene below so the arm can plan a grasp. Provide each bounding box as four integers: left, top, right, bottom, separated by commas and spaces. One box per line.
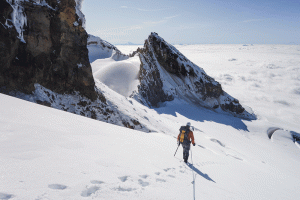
0, 0, 97, 100
0, 0, 149, 131
134, 32, 255, 119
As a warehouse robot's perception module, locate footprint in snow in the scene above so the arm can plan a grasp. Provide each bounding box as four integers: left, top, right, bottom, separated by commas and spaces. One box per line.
167, 175, 175, 178
139, 175, 149, 179
90, 180, 104, 184
114, 187, 136, 192
118, 176, 129, 182
156, 178, 166, 183
138, 179, 149, 187
81, 186, 100, 197
0, 193, 13, 200
48, 184, 67, 190
163, 168, 174, 172
154, 172, 161, 175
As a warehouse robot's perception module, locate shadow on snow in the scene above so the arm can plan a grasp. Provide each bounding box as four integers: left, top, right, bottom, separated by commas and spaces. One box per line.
187, 163, 216, 183
155, 100, 249, 131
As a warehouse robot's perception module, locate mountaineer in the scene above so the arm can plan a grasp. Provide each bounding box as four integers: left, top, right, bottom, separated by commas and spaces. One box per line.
177, 122, 195, 163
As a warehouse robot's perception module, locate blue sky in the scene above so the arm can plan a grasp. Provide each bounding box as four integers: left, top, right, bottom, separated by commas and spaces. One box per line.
82, 0, 300, 44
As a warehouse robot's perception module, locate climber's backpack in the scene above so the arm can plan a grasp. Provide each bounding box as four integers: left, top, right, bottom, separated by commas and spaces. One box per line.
179, 126, 190, 144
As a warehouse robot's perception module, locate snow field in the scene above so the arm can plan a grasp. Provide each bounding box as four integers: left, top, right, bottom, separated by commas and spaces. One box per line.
1, 90, 300, 199
0, 94, 212, 199
1, 44, 300, 199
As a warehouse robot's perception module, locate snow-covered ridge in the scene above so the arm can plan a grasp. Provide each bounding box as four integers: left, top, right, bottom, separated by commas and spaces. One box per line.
87, 34, 128, 63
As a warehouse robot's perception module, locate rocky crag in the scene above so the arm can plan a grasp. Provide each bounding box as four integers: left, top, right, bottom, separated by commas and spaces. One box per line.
0, 0, 96, 99
133, 32, 255, 120
0, 0, 146, 131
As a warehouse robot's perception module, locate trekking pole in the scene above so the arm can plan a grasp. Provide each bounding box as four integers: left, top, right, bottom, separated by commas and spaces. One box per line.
191, 145, 196, 200
174, 143, 180, 156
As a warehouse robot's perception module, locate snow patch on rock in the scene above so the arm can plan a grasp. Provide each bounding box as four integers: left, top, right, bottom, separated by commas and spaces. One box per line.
5, 0, 58, 42
6, 0, 27, 43
74, 0, 86, 28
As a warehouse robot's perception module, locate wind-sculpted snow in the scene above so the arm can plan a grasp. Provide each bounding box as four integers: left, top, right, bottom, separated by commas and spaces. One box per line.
133, 32, 255, 120
92, 56, 140, 97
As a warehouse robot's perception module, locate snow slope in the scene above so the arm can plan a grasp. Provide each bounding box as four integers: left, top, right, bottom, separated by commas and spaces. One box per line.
88, 35, 140, 97
92, 56, 140, 97
1, 44, 300, 200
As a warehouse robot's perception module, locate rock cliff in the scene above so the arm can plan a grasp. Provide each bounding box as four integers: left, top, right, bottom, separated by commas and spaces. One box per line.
134, 33, 255, 119
0, 0, 96, 100
0, 0, 146, 131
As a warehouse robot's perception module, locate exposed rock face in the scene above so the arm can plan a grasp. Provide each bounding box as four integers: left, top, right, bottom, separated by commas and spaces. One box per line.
135, 32, 255, 119
0, 0, 148, 131
0, 0, 97, 100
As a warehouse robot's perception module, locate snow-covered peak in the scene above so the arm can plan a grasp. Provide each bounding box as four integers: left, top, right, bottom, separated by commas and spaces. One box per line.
88, 34, 120, 51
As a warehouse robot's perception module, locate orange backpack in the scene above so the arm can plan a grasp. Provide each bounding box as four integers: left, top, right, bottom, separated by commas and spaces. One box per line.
179, 126, 189, 143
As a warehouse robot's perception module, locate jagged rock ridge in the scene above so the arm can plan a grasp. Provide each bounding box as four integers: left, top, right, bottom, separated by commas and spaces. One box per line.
134, 32, 255, 120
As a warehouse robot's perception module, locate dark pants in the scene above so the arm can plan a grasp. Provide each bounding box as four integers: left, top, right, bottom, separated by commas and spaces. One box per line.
182, 142, 190, 161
